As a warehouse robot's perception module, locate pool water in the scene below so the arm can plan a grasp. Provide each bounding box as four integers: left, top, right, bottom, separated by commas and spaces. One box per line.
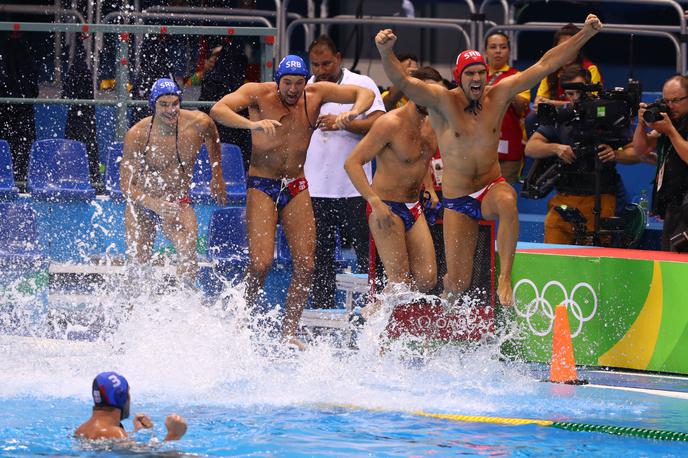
1, 287, 688, 456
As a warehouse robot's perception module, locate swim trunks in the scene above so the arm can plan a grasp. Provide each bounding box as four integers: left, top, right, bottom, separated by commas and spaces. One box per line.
247, 175, 309, 211
442, 176, 506, 220
366, 200, 424, 231
382, 200, 423, 231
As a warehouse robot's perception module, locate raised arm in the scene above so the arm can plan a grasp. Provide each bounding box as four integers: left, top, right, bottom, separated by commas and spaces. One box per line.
375, 29, 444, 108
498, 15, 602, 99
209, 83, 282, 135
344, 116, 392, 205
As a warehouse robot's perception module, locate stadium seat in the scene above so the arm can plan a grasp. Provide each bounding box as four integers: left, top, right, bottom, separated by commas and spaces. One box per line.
28, 139, 95, 200
104, 142, 124, 200
190, 143, 246, 204
0, 202, 43, 266
206, 206, 249, 267
0, 140, 19, 199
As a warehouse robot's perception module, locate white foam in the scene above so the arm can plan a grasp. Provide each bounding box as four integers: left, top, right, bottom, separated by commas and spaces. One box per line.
0, 279, 644, 420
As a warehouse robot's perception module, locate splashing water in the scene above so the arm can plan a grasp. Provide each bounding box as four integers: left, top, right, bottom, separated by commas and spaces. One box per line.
0, 274, 641, 424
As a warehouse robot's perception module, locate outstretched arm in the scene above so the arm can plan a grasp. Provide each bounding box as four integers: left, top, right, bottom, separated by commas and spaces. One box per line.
210, 83, 282, 135
375, 29, 444, 108
500, 14, 602, 98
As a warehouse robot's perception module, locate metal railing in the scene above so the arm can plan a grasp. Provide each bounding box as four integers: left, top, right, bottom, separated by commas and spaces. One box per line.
484, 23, 683, 74
285, 16, 472, 57
0, 4, 86, 88
0, 21, 276, 140
509, 0, 686, 70
102, 11, 273, 77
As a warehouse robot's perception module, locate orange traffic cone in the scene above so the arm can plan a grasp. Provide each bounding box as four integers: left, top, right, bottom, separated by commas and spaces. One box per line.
549, 303, 588, 385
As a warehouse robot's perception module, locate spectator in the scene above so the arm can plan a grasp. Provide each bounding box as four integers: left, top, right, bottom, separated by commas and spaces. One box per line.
535, 23, 603, 108
0, 31, 38, 190
185, 45, 223, 87
484, 31, 530, 184
305, 35, 386, 309
526, 23, 603, 137
524, 64, 638, 245
633, 74, 688, 251
197, 39, 252, 174
381, 52, 418, 111
75, 371, 187, 441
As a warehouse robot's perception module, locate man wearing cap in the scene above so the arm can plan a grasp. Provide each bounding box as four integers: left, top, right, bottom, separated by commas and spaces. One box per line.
210, 55, 374, 349
121, 78, 227, 286
375, 14, 602, 306
75, 371, 187, 441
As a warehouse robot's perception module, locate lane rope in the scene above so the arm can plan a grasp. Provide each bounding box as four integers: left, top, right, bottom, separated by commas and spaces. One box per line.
327, 404, 688, 442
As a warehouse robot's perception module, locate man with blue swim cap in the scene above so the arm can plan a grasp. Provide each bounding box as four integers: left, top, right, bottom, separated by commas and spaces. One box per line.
210, 54, 375, 350
121, 77, 227, 287
75, 371, 187, 441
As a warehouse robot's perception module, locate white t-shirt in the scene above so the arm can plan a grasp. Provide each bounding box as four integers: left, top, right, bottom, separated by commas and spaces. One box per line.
305, 68, 385, 198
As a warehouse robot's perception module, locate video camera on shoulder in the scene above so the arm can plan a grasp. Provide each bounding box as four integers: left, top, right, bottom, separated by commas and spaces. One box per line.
522, 79, 641, 199
643, 100, 669, 123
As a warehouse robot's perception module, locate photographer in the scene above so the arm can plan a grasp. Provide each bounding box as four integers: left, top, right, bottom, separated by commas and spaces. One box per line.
525, 64, 638, 245
633, 74, 688, 251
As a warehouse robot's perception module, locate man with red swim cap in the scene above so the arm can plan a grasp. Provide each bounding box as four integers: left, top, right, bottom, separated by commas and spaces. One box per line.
375, 14, 602, 306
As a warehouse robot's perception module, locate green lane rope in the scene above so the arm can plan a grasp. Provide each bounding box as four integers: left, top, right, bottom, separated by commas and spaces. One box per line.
551, 421, 688, 442
328, 404, 688, 442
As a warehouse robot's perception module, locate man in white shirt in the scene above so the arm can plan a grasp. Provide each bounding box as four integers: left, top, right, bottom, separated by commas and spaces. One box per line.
305, 35, 386, 308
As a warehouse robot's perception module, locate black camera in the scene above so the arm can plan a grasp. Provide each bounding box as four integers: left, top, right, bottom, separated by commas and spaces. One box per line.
642, 100, 669, 123
523, 79, 641, 199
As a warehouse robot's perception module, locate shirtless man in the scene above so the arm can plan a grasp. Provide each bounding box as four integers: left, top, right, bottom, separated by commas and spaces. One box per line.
375, 15, 602, 306
121, 78, 226, 285
209, 55, 374, 348
345, 66, 443, 295
75, 371, 186, 441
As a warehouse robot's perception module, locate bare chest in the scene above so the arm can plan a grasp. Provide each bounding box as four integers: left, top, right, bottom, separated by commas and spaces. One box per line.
144, 128, 202, 173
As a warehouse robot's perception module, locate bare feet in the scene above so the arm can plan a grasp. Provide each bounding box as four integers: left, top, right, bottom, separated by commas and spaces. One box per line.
497, 275, 513, 306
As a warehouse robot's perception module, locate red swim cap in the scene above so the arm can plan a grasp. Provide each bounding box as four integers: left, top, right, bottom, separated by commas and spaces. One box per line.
452, 50, 487, 82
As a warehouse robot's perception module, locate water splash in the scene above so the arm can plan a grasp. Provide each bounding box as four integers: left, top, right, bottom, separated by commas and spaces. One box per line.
0, 275, 642, 422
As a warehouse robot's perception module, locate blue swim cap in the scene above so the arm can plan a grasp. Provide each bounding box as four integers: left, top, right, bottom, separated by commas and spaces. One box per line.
92, 372, 129, 411
149, 78, 182, 110
274, 55, 310, 85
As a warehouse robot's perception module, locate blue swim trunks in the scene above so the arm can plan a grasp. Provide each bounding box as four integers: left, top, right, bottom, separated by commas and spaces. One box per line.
382, 200, 423, 231
246, 175, 309, 212
442, 176, 506, 221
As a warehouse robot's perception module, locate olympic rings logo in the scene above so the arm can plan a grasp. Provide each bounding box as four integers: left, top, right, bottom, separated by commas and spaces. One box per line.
512, 279, 597, 337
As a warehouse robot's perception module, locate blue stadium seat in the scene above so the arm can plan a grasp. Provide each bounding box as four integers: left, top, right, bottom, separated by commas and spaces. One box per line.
206, 206, 248, 267
0, 140, 18, 199
0, 202, 43, 266
28, 139, 95, 200
105, 142, 124, 200
190, 143, 246, 204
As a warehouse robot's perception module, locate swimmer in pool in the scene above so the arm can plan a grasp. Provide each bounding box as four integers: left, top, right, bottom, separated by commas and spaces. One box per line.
375, 14, 602, 306
121, 78, 227, 286
210, 55, 374, 350
75, 371, 187, 441
345, 66, 443, 300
